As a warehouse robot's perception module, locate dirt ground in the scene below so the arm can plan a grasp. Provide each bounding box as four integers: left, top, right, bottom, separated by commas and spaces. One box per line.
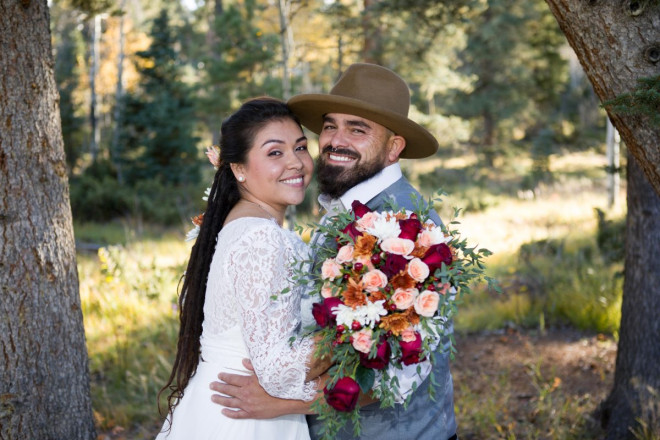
99, 327, 618, 440
452, 327, 617, 439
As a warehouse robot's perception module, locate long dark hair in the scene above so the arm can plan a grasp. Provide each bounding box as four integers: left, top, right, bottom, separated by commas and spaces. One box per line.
158, 97, 300, 419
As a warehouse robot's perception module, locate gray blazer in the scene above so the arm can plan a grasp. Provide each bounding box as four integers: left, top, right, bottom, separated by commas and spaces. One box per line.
307, 176, 458, 440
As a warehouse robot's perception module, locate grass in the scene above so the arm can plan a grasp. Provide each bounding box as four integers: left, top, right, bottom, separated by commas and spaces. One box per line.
76, 148, 627, 438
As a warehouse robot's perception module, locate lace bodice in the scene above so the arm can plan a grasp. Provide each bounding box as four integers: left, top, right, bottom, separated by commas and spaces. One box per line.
202, 217, 316, 401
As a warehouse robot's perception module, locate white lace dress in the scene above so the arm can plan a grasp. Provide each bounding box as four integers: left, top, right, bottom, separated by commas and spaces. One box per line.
157, 218, 316, 440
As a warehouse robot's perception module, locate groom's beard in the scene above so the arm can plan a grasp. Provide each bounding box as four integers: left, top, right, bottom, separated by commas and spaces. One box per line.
316, 146, 386, 199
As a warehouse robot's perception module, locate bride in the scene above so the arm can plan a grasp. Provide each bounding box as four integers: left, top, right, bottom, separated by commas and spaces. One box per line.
157, 97, 328, 439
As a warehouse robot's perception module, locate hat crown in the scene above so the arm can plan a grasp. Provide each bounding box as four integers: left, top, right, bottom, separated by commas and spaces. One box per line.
330, 63, 410, 118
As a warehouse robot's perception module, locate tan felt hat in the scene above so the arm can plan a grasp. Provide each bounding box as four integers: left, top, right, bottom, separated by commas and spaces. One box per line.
288, 63, 438, 159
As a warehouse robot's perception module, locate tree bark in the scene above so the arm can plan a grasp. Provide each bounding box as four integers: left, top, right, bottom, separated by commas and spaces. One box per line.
0, 0, 96, 439
543, 2, 660, 437
544, 0, 660, 196
601, 157, 660, 439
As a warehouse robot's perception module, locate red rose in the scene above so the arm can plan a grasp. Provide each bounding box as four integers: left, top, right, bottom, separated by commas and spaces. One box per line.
324, 376, 360, 412
359, 339, 391, 370
341, 222, 363, 242
351, 200, 372, 219
421, 243, 453, 272
399, 332, 426, 365
398, 218, 423, 241
381, 253, 407, 278
312, 297, 344, 328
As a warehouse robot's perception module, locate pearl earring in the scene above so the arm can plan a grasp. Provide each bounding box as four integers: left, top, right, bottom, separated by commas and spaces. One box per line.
238, 176, 245, 182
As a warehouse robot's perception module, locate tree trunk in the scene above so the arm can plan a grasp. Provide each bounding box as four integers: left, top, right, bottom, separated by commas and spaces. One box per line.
600, 157, 660, 439
543, 2, 660, 437
0, 1, 96, 439
544, 0, 660, 196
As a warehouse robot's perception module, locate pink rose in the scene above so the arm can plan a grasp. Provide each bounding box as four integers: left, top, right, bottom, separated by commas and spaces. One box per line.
321, 259, 342, 280
324, 376, 360, 412
391, 288, 419, 310
359, 339, 391, 370
398, 218, 423, 241
356, 212, 378, 231
380, 237, 415, 256
399, 332, 425, 365
382, 253, 407, 278
321, 283, 335, 298
407, 258, 430, 282
362, 269, 388, 292
437, 282, 451, 295
351, 200, 372, 219
414, 290, 440, 317
421, 243, 453, 272
418, 226, 446, 247
351, 328, 373, 354
400, 327, 417, 342
336, 245, 355, 264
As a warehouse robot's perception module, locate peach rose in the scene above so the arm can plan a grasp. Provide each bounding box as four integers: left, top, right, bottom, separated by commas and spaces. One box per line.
414, 290, 440, 317
380, 237, 415, 256
356, 212, 379, 231
321, 283, 335, 298
321, 259, 342, 280
336, 245, 355, 264
400, 326, 417, 342
354, 255, 375, 271
362, 269, 388, 292
391, 288, 419, 310
437, 282, 451, 295
351, 328, 374, 354
407, 258, 430, 282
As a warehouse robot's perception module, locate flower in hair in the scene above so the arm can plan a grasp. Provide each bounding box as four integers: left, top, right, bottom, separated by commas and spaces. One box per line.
205, 145, 221, 169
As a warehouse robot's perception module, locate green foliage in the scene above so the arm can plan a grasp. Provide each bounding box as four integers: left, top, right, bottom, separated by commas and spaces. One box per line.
603, 75, 660, 127
196, 2, 280, 137
79, 239, 186, 431
70, 159, 207, 225
52, 7, 87, 171
458, 233, 623, 336
119, 9, 200, 186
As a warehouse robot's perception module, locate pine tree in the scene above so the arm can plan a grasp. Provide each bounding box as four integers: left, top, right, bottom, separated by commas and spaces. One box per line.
120, 9, 199, 186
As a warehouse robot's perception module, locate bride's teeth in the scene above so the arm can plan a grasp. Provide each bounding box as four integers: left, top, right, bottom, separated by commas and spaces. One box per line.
283, 177, 303, 184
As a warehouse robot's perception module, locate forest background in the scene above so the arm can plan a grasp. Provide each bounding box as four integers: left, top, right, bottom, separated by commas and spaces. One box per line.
50, 0, 632, 438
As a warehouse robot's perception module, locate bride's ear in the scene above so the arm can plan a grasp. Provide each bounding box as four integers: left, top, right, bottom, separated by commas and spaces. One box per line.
230, 163, 246, 182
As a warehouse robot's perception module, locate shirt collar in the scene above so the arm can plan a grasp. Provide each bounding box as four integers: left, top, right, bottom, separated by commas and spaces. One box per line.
318, 163, 402, 214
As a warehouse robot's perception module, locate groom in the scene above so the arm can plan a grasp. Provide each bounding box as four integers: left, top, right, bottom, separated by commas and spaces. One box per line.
210, 63, 458, 440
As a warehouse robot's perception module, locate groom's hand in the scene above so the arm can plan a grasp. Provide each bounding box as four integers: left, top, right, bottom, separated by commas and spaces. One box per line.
210, 359, 312, 419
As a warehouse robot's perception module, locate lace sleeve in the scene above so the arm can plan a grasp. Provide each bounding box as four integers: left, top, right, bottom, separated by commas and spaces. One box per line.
226, 222, 317, 401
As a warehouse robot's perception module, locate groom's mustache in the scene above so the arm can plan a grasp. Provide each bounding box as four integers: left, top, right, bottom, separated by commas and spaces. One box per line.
321, 145, 360, 160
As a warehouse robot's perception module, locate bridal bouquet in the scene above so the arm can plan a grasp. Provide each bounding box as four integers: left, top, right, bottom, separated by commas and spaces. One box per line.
298, 196, 497, 439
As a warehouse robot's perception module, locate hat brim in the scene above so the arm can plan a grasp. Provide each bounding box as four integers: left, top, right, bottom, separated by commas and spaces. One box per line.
288, 94, 438, 159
